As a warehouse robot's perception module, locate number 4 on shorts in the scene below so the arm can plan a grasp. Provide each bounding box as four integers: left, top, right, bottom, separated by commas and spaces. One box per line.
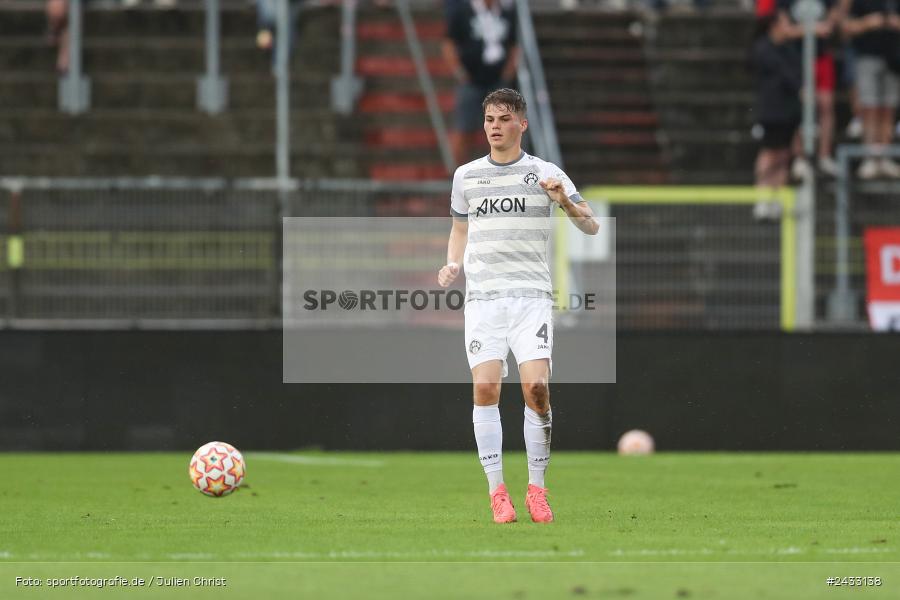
536, 323, 548, 343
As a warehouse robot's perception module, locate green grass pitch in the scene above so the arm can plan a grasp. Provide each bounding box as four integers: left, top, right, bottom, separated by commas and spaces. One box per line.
2, 452, 899, 599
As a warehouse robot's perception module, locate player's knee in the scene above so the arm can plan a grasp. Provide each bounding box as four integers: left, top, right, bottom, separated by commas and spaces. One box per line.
524, 381, 549, 411
473, 382, 501, 404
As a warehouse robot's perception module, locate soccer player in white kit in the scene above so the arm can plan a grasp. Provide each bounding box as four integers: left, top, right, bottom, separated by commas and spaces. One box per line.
437, 88, 598, 523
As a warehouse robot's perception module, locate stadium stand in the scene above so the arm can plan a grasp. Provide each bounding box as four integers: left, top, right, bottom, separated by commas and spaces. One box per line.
2, 0, 899, 326
0, 0, 350, 177
0, 1, 756, 183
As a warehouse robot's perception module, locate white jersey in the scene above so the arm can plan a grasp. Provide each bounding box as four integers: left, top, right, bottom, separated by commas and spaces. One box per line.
450, 151, 582, 303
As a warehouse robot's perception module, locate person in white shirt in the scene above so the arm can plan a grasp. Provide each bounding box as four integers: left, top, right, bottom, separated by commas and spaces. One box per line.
437, 88, 598, 524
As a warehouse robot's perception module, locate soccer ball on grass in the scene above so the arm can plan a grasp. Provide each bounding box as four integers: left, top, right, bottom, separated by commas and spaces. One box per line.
189, 441, 246, 497
617, 429, 655, 456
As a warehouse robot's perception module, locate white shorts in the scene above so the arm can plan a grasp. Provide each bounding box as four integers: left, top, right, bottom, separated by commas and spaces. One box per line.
464, 296, 553, 378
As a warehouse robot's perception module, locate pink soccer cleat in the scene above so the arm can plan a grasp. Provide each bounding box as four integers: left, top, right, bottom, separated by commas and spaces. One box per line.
490, 483, 517, 523
525, 484, 554, 523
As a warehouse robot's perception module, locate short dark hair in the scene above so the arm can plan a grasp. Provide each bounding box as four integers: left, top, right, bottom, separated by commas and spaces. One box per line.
482, 88, 527, 117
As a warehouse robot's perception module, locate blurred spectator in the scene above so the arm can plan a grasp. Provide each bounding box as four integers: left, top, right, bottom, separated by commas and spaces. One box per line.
843, 0, 900, 178
652, 0, 711, 11
122, 0, 179, 6
255, 0, 305, 72
837, 0, 864, 138
46, 0, 69, 73
751, 11, 802, 220
776, 0, 842, 178
48, 0, 179, 73
443, 0, 520, 165
757, 0, 776, 15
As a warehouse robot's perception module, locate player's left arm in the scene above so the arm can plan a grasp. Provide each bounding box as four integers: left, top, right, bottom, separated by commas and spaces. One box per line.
540, 177, 599, 235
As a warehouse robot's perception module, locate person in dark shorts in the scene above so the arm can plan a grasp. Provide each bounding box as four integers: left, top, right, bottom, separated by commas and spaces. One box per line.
843, 0, 900, 178
752, 11, 802, 220
443, 0, 520, 165
776, 0, 843, 177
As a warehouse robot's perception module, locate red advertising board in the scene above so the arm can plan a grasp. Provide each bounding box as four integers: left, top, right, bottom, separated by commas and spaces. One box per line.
864, 227, 900, 331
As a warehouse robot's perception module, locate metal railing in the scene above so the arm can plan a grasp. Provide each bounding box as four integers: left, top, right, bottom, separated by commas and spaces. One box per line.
394, 0, 454, 174
826, 144, 900, 325
197, 0, 227, 114
583, 185, 806, 331
515, 0, 564, 169
0, 177, 810, 331
330, 0, 363, 115
59, 0, 90, 114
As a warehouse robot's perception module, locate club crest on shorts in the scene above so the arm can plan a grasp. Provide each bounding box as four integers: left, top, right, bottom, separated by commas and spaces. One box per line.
524, 172, 539, 186
469, 339, 482, 354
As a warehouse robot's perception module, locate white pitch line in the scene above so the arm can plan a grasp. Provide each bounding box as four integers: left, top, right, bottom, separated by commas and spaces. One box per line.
248, 453, 385, 468
232, 549, 585, 560
609, 549, 712, 557
167, 553, 217, 560
822, 547, 892, 554
609, 546, 893, 558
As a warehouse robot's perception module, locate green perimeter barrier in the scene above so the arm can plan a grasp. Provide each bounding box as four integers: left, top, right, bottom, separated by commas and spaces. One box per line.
561, 186, 798, 332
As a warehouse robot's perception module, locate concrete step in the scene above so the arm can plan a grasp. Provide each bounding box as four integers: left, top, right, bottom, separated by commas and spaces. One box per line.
548, 88, 654, 109
0, 38, 339, 74
0, 73, 334, 110
356, 38, 443, 57
1, 144, 365, 178
0, 3, 328, 38
355, 56, 452, 78
550, 70, 651, 88
658, 104, 754, 129
356, 8, 442, 23
0, 109, 356, 146
540, 46, 645, 65
560, 129, 661, 148
356, 20, 446, 41
651, 63, 751, 89
364, 127, 441, 148
557, 110, 660, 129
653, 14, 753, 49
354, 112, 452, 127
534, 24, 641, 45
359, 91, 455, 114
666, 139, 757, 173
647, 48, 746, 62
367, 162, 449, 181
362, 75, 455, 94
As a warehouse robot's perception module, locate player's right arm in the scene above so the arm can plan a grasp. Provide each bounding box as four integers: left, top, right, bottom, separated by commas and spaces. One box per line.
439, 218, 468, 287
440, 167, 469, 287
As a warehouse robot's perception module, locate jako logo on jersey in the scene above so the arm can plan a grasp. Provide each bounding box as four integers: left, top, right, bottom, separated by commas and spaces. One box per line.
524, 172, 539, 185
475, 197, 525, 217
480, 453, 499, 462
477, 179, 491, 185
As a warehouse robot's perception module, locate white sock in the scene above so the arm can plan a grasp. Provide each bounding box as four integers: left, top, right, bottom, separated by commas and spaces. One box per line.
524, 406, 551, 488
473, 404, 503, 494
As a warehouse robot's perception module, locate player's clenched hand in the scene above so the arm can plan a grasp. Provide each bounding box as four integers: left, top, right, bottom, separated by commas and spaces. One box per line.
438, 262, 460, 287
540, 178, 569, 206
